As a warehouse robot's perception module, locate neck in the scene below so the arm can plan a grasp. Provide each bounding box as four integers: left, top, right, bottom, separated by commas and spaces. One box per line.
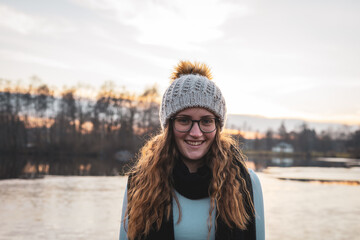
180, 157, 205, 173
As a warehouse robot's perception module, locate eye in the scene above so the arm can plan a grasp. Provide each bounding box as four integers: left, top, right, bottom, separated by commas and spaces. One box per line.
176, 117, 191, 125
201, 118, 215, 125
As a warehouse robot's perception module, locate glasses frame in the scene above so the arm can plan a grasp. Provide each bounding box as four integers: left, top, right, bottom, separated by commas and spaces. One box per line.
171, 117, 218, 133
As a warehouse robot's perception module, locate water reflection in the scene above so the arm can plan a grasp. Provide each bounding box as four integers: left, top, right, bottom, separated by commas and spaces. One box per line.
1, 155, 359, 186
0, 155, 127, 180
271, 158, 294, 167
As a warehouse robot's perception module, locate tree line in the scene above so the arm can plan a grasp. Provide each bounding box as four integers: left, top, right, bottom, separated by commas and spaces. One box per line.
1, 77, 359, 178
0, 77, 160, 178
0, 78, 160, 153
245, 122, 360, 158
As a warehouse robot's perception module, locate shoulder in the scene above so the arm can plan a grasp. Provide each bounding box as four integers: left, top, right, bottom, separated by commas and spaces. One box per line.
247, 169, 265, 240
126, 172, 137, 189
247, 168, 264, 206
248, 169, 260, 183
248, 169, 262, 191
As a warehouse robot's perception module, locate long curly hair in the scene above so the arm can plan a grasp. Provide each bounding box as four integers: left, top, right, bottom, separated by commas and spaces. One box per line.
124, 123, 255, 240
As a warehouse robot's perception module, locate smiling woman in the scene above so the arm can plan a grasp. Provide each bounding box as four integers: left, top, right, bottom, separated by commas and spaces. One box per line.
119, 61, 265, 240
172, 108, 217, 172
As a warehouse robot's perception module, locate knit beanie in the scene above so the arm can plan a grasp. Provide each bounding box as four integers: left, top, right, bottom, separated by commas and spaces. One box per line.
159, 61, 226, 129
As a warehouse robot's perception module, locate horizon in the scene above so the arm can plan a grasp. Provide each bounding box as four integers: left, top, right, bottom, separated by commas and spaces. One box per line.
226, 113, 359, 138
1, 0, 359, 125
227, 112, 360, 126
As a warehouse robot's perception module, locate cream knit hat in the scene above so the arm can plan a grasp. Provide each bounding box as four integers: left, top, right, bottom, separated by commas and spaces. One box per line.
159, 61, 226, 129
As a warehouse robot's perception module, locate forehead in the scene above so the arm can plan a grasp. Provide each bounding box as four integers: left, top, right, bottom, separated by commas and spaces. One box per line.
175, 107, 215, 117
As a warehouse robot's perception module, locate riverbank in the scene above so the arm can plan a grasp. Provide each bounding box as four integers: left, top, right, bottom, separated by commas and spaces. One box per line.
244, 150, 354, 159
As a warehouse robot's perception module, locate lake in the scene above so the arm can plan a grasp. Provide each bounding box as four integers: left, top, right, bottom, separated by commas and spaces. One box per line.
0, 165, 359, 240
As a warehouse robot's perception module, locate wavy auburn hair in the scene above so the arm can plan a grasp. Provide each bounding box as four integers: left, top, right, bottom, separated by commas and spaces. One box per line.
125, 124, 254, 239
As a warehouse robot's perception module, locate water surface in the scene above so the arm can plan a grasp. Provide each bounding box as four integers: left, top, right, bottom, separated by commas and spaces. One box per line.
0, 168, 359, 240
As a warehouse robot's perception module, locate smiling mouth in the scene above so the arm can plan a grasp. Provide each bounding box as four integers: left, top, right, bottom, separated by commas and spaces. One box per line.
185, 140, 204, 146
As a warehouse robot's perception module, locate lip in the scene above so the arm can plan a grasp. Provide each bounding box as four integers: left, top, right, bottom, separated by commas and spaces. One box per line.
184, 140, 205, 146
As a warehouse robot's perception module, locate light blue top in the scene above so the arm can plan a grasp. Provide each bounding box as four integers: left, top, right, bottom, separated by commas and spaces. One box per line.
119, 169, 265, 240
172, 190, 216, 240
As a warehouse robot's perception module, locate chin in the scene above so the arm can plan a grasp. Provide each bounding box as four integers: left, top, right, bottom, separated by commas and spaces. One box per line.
182, 151, 208, 161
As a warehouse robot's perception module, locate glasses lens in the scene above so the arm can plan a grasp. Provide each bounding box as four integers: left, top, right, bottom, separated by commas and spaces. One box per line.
174, 117, 192, 132
199, 118, 216, 132
173, 117, 216, 133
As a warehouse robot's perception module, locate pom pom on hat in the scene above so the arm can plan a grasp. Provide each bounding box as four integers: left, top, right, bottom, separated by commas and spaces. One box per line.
170, 60, 213, 81
159, 60, 226, 129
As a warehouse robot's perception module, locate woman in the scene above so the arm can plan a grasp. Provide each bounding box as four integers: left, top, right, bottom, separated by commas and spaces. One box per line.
120, 61, 264, 240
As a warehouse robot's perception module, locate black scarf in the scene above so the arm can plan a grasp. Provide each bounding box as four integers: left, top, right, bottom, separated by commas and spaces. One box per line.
172, 160, 212, 199
128, 158, 256, 240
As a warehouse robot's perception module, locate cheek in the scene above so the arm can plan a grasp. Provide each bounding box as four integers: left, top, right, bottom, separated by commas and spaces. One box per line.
206, 132, 216, 144
205, 132, 217, 153
173, 129, 183, 139
173, 130, 185, 146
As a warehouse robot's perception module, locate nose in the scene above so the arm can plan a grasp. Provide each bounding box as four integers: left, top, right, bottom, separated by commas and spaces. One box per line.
189, 121, 203, 137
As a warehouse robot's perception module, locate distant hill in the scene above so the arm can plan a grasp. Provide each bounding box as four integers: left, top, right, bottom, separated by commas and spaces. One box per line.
226, 114, 359, 134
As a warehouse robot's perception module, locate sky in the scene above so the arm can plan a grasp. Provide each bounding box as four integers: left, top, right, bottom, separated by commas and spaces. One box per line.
0, 0, 359, 125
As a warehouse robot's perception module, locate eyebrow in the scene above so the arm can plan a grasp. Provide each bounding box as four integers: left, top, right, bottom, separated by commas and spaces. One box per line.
175, 114, 215, 118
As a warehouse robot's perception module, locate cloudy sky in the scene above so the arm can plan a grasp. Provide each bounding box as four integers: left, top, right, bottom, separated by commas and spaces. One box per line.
0, 0, 359, 125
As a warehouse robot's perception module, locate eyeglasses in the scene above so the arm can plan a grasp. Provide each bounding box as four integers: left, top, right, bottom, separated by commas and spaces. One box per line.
171, 117, 218, 133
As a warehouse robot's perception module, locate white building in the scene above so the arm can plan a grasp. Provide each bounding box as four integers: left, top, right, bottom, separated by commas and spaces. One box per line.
272, 142, 294, 153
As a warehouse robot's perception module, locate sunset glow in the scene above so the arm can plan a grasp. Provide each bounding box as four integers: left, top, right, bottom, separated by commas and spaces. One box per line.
0, 0, 359, 125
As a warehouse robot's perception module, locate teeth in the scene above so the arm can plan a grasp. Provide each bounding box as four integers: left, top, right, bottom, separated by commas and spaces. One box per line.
186, 141, 203, 146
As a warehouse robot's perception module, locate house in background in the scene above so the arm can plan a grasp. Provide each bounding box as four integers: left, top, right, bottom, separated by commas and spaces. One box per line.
272, 142, 294, 153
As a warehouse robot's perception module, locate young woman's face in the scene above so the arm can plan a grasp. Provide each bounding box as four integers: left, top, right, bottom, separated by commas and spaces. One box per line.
173, 107, 217, 172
